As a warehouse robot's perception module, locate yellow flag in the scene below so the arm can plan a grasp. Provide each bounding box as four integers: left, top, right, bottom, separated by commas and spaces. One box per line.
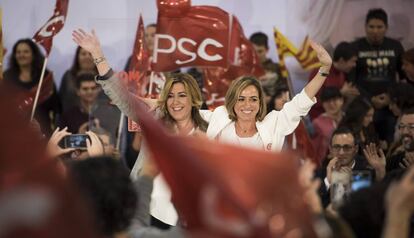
273, 28, 298, 78
273, 28, 321, 78
296, 36, 321, 70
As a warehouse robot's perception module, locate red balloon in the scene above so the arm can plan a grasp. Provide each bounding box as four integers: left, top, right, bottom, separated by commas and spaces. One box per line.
157, 0, 191, 17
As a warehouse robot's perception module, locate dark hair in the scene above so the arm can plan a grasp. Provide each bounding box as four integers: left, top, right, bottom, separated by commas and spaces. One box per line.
402, 48, 414, 65
69, 46, 97, 77
330, 127, 357, 145
320, 87, 343, 102
338, 96, 379, 145
388, 83, 414, 112
7, 38, 46, 83
401, 107, 414, 117
333, 42, 357, 62
69, 157, 137, 236
75, 73, 96, 89
249, 32, 269, 49
339, 169, 409, 238
365, 8, 388, 26
339, 96, 372, 132
267, 81, 289, 111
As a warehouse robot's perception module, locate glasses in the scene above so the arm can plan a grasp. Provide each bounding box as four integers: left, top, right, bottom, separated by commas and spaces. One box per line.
398, 123, 414, 132
331, 144, 355, 153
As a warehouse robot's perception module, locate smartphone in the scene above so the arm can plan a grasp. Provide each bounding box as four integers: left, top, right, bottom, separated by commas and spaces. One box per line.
63, 134, 90, 149
351, 170, 372, 192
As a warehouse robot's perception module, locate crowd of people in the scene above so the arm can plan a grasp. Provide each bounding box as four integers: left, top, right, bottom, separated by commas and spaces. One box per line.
1, 7, 414, 238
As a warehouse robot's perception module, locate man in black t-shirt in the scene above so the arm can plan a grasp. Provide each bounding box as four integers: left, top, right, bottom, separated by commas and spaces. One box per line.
351, 8, 405, 96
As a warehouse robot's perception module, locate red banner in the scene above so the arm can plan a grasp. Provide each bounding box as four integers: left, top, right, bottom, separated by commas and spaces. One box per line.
153, 1, 231, 72
203, 16, 264, 109
33, 0, 69, 56
129, 93, 316, 237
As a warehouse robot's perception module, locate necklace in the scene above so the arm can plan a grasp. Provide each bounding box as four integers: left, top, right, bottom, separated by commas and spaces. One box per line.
235, 121, 257, 137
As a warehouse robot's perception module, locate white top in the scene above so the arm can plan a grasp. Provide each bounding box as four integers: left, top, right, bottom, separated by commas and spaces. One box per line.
97, 73, 316, 225
200, 89, 316, 152
218, 122, 264, 150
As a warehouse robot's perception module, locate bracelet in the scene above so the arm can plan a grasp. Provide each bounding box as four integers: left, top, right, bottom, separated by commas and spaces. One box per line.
318, 68, 329, 77
93, 56, 106, 65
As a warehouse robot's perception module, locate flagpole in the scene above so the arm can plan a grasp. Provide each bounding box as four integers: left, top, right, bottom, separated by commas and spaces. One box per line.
148, 71, 155, 96
30, 57, 48, 121
116, 113, 124, 151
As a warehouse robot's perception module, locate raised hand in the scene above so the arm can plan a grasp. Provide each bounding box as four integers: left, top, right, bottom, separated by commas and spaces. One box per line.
310, 40, 332, 67
363, 143, 386, 181
72, 29, 102, 55
46, 127, 76, 158
399, 152, 414, 169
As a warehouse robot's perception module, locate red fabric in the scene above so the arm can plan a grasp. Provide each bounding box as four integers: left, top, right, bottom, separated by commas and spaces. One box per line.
312, 114, 337, 165
308, 66, 346, 120
15, 73, 55, 113
202, 16, 264, 109
286, 120, 319, 166
32, 0, 69, 56
0, 87, 101, 238
131, 93, 316, 237
153, 3, 231, 72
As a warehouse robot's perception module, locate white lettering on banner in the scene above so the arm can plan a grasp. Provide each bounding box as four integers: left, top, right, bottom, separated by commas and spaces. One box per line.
153, 34, 224, 65
153, 34, 176, 63
39, 16, 65, 37
197, 38, 223, 61
176, 38, 197, 64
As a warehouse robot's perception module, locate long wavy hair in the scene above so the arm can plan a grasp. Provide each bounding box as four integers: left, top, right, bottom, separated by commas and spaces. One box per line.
157, 73, 208, 132
6, 38, 46, 83
69, 46, 98, 77
338, 96, 379, 145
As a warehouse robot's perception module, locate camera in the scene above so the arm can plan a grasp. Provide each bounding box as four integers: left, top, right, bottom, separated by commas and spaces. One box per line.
62, 134, 90, 149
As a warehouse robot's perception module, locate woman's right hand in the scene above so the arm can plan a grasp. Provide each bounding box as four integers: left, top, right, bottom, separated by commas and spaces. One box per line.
72, 29, 102, 56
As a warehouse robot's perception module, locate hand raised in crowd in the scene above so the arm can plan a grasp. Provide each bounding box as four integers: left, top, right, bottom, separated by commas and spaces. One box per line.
363, 143, 386, 181
310, 40, 332, 67
85, 131, 104, 158
399, 151, 414, 169
72, 29, 102, 56
340, 81, 360, 97
46, 127, 76, 158
298, 160, 322, 215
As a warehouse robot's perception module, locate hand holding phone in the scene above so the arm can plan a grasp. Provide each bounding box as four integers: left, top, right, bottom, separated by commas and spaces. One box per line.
63, 134, 90, 149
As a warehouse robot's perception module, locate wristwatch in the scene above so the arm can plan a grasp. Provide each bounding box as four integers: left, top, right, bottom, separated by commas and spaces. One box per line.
318, 68, 329, 77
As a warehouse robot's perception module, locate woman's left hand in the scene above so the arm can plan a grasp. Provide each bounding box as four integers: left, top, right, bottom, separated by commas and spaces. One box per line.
310, 40, 332, 67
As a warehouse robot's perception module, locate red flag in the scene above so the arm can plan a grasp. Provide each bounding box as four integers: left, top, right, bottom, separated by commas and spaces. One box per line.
203, 16, 264, 109
9, 72, 55, 113
130, 92, 316, 237
286, 121, 319, 167
0, 87, 100, 238
32, 0, 69, 56
127, 14, 151, 95
153, 0, 231, 72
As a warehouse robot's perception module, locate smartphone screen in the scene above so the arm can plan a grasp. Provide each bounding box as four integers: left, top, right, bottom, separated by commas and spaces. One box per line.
63, 134, 89, 149
351, 170, 372, 192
